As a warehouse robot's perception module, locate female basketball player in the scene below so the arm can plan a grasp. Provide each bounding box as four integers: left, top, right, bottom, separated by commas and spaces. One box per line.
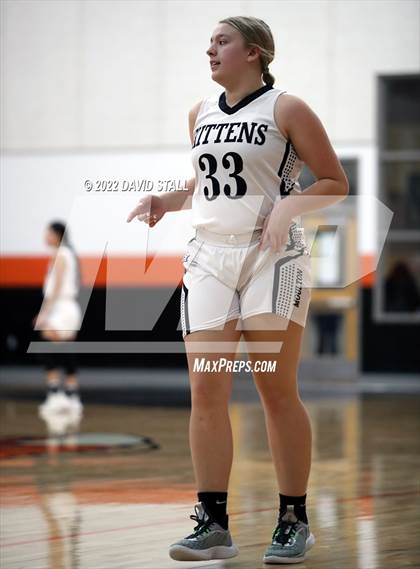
35, 221, 83, 420
127, 16, 348, 564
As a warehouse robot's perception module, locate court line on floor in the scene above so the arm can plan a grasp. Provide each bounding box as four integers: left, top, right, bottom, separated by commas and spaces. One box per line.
1, 488, 418, 548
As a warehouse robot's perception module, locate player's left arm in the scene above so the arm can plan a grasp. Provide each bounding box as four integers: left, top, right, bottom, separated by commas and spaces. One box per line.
260, 95, 349, 251
275, 94, 349, 217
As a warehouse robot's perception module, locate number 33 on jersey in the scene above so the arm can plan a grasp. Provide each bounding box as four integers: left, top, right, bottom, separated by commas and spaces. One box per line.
191, 84, 305, 235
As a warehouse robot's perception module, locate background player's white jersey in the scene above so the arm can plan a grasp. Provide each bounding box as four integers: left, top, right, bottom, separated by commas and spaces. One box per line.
191, 84, 305, 235
43, 244, 79, 300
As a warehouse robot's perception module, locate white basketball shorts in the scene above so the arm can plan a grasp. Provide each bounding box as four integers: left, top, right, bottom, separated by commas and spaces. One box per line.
180, 224, 312, 338
44, 298, 82, 340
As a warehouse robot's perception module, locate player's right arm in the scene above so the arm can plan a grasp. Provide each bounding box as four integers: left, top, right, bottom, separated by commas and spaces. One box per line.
126, 100, 202, 225
154, 100, 202, 212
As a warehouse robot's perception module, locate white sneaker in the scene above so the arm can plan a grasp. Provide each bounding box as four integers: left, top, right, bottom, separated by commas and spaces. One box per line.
38, 391, 75, 436
64, 393, 83, 432
43, 412, 73, 437
38, 392, 72, 418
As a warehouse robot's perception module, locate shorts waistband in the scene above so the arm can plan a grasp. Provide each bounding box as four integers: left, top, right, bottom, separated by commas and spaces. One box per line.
195, 227, 263, 246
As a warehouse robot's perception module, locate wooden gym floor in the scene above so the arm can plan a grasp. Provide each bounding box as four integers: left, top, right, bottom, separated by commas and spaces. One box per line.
1, 393, 419, 568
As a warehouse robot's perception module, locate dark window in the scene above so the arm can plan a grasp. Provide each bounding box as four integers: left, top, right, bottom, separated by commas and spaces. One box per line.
376, 74, 420, 320
300, 159, 358, 195
380, 76, 420, 151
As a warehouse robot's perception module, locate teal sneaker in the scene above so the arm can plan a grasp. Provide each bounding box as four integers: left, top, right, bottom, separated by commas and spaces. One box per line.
263, 505, 315, 564
169, 502, 239, 561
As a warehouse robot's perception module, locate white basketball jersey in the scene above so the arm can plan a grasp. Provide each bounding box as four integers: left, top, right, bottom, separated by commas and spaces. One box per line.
43, 244, 79, 300
190, 84, 305, 234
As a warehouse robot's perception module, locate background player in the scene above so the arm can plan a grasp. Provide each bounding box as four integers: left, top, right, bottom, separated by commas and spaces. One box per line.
34, 221, 83, 432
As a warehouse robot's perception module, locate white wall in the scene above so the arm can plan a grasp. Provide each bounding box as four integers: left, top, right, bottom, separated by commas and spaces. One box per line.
2, 0, 419, 149
0, 150, 195, 254
1, 0, 419, 254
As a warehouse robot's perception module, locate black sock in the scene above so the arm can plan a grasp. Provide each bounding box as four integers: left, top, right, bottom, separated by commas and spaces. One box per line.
197, 491, 228, 530
279, 493, 308, 525
64, 383, 79, 396
47, 380, 60, 394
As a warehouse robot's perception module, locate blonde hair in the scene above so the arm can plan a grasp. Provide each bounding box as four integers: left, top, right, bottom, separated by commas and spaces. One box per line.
218, 16, 275, 86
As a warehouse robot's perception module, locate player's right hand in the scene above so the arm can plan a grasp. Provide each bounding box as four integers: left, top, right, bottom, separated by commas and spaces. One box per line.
126, 195, 166, 227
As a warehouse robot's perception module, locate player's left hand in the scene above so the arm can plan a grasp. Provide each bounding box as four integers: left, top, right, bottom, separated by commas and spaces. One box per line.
259, 203, 292, 253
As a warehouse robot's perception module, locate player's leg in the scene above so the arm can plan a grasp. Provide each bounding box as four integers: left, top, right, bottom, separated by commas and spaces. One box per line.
60, 332, 79, 395
184, 317, 242, 495
181, 243, 242, 497
240, 248, 314, 563
42, 351, 61, 392
170, 239, 242, 561
37, 335, 65, 426
39, 302, 82, 396
38, 325, 82, 431
242, 314, 315, 563
242, 314, 312, 497
239, 251, 313, 496
39, 329, 73, 389
37, 329, 62, 392
61, 338, 83, 431
169, 318, 242, 561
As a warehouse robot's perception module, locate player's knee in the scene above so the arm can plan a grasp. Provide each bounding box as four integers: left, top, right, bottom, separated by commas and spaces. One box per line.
190, 378, 230, 409
256, 383, 300, 411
